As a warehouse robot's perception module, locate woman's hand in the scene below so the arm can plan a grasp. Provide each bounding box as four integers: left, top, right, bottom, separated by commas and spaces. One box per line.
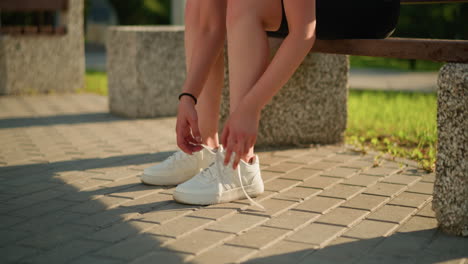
221, 101, 261, 169
176, 97, 203, 154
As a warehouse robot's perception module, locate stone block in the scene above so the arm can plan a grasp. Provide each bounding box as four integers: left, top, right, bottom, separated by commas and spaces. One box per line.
433, 63, 468, 236
107, 26, 185, 118
107, 26, 348, 146
0, 0, 84, 95
219, 38, 348, 146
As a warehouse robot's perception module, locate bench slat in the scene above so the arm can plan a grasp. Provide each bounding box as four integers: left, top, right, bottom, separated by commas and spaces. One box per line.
312, 38, 468, 63
0, 0, 68, 11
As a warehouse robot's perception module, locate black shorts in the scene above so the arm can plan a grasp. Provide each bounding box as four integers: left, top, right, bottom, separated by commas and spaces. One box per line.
266, 0, 400, 39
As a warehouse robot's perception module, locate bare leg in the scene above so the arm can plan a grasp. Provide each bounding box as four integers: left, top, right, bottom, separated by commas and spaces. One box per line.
184, 1, 226, 149
226, 0, 283, 161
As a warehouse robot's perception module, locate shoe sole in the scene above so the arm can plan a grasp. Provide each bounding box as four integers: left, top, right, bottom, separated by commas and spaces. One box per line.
173, 183, 264, 205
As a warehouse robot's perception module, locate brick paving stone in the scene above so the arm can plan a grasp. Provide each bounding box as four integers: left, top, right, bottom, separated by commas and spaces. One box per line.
12, 181, 61, 196
131, 250, 192, 264
406, 181, 434, 195
381, 173, 421, 185
274, 186, 321, 202
0, 244, 41, 263
73, 207, 138, 228
7, 188, 65, 208
0, 214, 26, 229
294, 196, 344, 214
226, 225, 291, 249
321, 167, 360, 178
66, 195, 132, 214
87, 220, 156, 243
264, 178, 300, 192
415, 202, 436, 218
11, 199, 76, 218
191, 244, 255, 264
343, 220, 398, 239
366, 204, 417, 224
107, 184, 162, 200
340, 160, 374, 170
318, 184, 364, 200
286, 154, 322, 165
263, 210, 320, 230
19, 223, 95, 249
342, 174, 381, 187
286, 223, 346, 247
303, 161, 340, 171
421, 232, 468, 257
280, 168, 321, 181
14, 210, 86, 233
26, 239, 108, 264
165, 229, 233, 255
388, 192, 431, 208
361, 167, 401, 177
341, 193, 389, 211
0, 229, 31, 247
188, 206, 237, 220
258, 155, 287, 166
247, 240, 316, 264
271, 148, 311, 158
300, 176, 342, 190
420, 173, 435, 183
263, 162, 303, 173
312, 236, 382, 262
369, 232, 433, 257
316, 207, 369, 227
69, 255, 126, 264
242, 198, 298, 217
396, 215, 438, 235
96, 234, 173, 261
260, 170, 283, 182
135, 202, 199, 224
363, 182, 407, 197
69, 178, 114, 191
206, 213, 268, 234
323, 153, 361, 163
146, 216, 213, 239
120, 191, 173, 212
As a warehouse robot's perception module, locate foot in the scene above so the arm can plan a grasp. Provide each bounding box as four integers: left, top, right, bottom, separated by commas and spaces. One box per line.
173, 147, 264, 206
141, 145, 222, 186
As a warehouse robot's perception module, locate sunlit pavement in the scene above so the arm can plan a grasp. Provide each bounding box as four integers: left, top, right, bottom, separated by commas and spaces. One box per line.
0, 94, 466, 264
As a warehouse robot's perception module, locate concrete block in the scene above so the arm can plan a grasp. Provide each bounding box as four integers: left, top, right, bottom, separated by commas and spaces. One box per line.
0, 0, 85, 95
434, 63, 468, 236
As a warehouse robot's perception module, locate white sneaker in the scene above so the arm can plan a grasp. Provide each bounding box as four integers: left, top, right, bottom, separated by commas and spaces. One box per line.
141, 145, 222, 186
173, 147, 264, 208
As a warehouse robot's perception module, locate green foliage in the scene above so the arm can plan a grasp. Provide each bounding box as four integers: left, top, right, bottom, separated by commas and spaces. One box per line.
346, 90, 437, 172
394, 3, 468, 39
108, 0, 171, 25
350, 56, 444, 72
81, 70, 108, 95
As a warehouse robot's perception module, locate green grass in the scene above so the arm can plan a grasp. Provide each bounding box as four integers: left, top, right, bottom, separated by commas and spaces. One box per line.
350, 56, 444, 72
83, 70, 437, 171
81, 70, 108, 95
346, 90, 437, 171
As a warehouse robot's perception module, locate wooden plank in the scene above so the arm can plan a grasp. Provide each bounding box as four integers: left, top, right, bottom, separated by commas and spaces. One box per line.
401, 0, 468, 4
311, 38, 468, 62
0, 0, 67, 11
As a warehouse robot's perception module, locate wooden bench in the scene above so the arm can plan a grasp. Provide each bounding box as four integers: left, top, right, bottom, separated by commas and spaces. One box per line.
0, 0, 68, 35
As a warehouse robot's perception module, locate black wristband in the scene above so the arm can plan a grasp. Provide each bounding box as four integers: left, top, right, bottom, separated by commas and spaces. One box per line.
178, 93, 197, 105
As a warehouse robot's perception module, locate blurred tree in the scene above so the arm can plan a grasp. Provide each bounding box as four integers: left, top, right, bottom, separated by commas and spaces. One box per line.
106, 0, 170, 25
394, 3, 467, 40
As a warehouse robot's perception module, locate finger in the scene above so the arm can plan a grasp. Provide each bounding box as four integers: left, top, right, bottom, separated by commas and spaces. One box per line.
232, 143, 244, 170
224, 143, 233, 166
221, 125, 229, 148
177, 134, 192, 155
187, 110, 202, 143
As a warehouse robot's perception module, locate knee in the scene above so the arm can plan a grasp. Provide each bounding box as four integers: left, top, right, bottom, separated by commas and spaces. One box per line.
226, 0, 257, 30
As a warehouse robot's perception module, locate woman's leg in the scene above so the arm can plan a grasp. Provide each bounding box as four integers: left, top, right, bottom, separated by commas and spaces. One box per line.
184, 1, 226, 149
226, 0, 283, 161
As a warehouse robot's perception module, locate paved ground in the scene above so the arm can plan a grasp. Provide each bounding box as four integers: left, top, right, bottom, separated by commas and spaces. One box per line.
0, 94, 466, 264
